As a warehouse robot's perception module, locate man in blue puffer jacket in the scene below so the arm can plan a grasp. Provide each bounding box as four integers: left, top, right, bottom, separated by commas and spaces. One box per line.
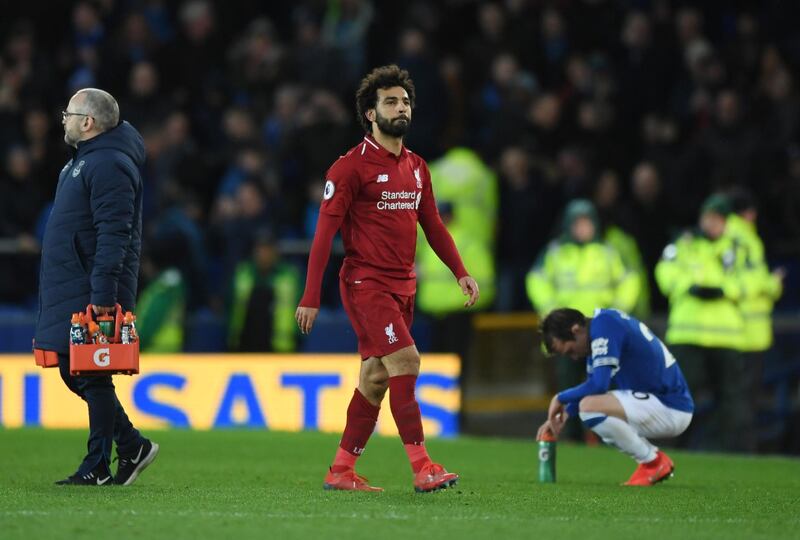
34, 88, 159, 486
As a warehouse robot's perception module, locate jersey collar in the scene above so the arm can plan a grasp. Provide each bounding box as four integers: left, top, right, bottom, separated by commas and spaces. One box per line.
364, 134, 409, 160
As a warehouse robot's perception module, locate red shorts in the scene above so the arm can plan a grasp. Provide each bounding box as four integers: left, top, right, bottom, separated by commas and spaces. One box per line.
339, 279, 415, 360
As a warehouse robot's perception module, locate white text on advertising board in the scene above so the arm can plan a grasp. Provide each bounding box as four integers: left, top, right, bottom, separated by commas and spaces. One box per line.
0, 354, 460, 437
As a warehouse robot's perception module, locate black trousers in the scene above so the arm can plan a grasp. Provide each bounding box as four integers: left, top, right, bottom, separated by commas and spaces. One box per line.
671, 345, 754, 452
58, 353, 143, 474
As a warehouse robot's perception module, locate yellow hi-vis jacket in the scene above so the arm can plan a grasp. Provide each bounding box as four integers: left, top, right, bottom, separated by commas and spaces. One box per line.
526, 240, 640, 317
725, 214, 783, 351
655, 231, 744, 349
428, 148, 498, 247
228, 261, 301, 352
416, 224, 495, 316
136, 268, 185, 353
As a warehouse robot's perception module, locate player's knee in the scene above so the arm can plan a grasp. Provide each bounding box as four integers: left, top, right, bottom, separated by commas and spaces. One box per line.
383, 345, 421, 376
396, 351, 420, 374
368, 373, 389, 392
579, 396, 601, 413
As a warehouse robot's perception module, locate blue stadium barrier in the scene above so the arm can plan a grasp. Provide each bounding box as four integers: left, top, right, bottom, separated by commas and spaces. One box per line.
299, 308, 358, 352
183, 308, 228, 352
0, 305, 36, 353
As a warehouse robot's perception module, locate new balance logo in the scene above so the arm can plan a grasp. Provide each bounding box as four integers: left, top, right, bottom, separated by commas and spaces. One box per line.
385, 323, 398, 344
377, 174, 389, 183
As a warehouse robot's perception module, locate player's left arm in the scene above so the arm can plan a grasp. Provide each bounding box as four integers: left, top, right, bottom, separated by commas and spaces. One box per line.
416, 161, 479, 307
555, 366, 613, 412
554, 315, 622, 410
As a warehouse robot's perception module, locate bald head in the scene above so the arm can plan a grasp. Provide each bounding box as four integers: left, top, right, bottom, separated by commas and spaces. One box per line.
75, 88, 120, 132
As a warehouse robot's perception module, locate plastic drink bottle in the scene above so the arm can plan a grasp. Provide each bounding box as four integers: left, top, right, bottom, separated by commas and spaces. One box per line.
97, 314, 115, 340
88, 321, 108, 344
69, 313, 86, 345
538, 429, 557, 483
120, 312, 134, 344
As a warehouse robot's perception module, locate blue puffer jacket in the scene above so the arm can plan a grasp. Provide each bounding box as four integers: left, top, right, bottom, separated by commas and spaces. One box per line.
34, 121, 145, 353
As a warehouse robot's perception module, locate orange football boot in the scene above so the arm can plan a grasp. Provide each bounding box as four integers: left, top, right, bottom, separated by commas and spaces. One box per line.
413, 462, 459, 493
323, 468, 383, 492
624, 450, 675, 486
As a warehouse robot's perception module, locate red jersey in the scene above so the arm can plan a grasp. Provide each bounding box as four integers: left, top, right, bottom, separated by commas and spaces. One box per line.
299, 135, 468, 307
322, 135, 435, 293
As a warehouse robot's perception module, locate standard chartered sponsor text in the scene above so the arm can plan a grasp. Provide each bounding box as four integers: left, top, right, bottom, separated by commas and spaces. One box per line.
377, 190, 421, 210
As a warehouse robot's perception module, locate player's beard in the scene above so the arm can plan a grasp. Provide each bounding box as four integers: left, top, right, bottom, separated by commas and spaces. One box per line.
375, 110, 410, 137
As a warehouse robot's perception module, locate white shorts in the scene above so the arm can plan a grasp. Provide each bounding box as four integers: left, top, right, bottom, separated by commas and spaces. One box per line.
611, 390, 693, 439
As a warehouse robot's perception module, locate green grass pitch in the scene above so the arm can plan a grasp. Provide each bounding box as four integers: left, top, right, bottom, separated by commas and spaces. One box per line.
1, 429, 798, 540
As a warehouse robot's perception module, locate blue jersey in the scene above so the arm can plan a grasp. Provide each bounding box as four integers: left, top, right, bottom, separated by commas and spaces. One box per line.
557, 309, 694, 413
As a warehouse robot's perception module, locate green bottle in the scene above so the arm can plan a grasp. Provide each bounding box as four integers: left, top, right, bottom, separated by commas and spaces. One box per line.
98, 316, 115, 340
538, 431, 557, 483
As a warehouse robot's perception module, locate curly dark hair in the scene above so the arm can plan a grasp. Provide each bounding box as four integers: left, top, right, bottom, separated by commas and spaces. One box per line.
540, 308, 587, 355
355, 64, 416, 133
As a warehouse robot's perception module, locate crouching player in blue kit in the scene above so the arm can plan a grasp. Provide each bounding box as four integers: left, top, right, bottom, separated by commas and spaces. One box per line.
536, 308, 694, 486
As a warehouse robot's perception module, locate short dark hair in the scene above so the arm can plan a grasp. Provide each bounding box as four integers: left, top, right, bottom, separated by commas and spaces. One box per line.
355, 64, 416, 133
540, 308, 587, 355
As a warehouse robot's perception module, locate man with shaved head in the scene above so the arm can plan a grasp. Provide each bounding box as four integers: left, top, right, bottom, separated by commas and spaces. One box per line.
34, 88, 158, 486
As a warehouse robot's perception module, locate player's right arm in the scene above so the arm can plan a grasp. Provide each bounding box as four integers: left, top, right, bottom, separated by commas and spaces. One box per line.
537, 394, 569, 439
296, 158, 359, 334
295, 212, 343, 334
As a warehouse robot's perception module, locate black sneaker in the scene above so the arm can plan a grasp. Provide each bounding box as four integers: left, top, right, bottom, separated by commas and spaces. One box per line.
55, 463, 114, 486
114, 440, 159, 486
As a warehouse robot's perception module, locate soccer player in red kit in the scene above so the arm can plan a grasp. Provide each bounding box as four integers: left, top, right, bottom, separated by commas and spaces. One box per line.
296, 65, 480, 493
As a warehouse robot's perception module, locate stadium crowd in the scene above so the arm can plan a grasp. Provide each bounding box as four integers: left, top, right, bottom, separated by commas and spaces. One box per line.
1, 0, 799, 347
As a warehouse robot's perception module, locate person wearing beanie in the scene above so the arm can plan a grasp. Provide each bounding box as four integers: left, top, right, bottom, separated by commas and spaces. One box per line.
655, 193, 752, 452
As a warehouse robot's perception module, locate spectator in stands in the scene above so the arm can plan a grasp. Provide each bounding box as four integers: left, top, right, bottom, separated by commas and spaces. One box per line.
212, 179, 275, 304
227, 229, 301, 352
495, 146, 561, 311
0, 145, 41, 303
119, 61, 173, 129
627, 161, 672, 312
321, 0, 374, 87
136, 243, 187, 353
593, 169, 649, 318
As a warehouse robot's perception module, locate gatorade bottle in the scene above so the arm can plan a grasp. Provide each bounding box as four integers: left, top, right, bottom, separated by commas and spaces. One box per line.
128, 313, 138, 342
78, 313, 89, 343
69, 313, 86, 345
120, 312, 133, 344
538, 429, 557, 483
97, 314, 115, 341
88, 321, 108, 344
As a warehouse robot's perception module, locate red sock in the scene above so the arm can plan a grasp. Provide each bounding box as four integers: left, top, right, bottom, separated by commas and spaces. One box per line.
332, 389, 379, 473
389, 375, 431, 473
404, 443, 431, 473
